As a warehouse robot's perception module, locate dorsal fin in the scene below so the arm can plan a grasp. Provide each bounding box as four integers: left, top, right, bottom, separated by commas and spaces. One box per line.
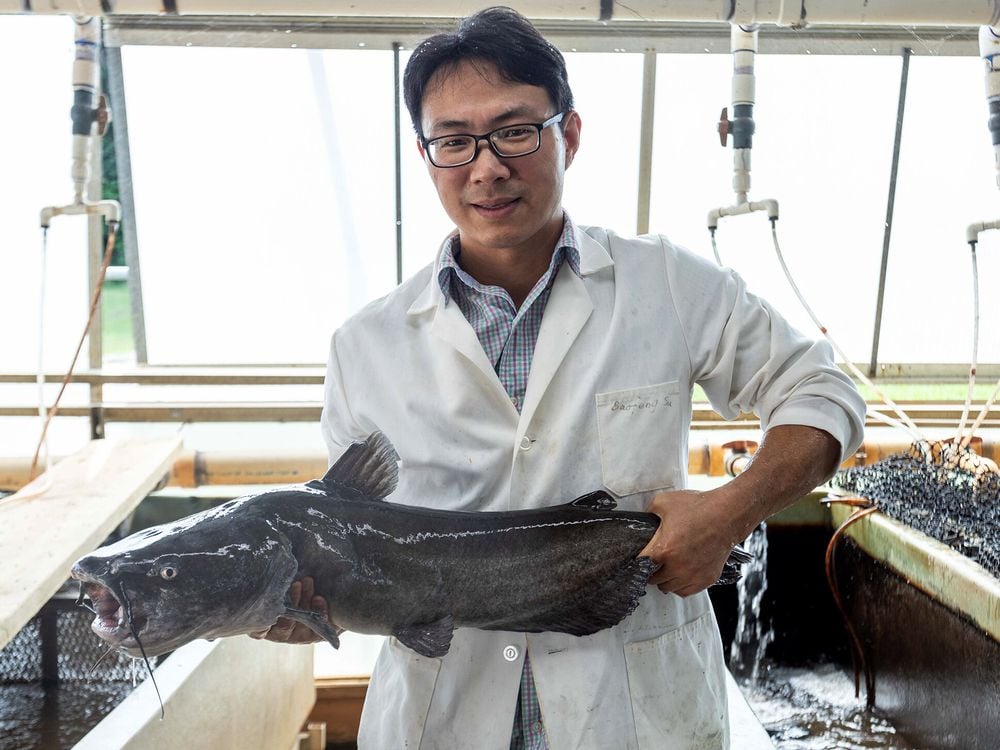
568, 490, 617, 511
316, 431, 399, 501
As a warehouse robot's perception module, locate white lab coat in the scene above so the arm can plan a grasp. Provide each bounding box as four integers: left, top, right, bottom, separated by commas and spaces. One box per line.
320, 225, 866, 750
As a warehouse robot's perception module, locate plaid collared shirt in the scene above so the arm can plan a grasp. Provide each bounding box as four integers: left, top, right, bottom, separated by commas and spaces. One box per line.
436, 216, 581, 750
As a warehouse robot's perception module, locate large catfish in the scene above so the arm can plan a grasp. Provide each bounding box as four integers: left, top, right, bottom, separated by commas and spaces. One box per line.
71, 432, 749, 659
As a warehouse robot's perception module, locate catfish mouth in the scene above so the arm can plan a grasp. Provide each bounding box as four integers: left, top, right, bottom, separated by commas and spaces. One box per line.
75, 579, 147, 646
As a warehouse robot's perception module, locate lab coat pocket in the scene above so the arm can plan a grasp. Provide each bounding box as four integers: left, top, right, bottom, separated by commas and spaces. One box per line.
623, 612, 729, 750
596, 381, 681, 497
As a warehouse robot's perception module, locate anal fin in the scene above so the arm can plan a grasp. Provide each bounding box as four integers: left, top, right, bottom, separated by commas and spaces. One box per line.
394, 615, 454, 658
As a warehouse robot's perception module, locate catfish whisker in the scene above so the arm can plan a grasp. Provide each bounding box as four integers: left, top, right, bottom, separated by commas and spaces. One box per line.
118, 582, 165, 720
88, 643, 117, 676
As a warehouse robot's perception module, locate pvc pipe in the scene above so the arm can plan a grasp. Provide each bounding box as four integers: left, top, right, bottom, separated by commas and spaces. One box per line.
71, 17, 100, 204
39, 16, 121, 228
2, 1, 1000, 25
967, 219, 1000, 244
965, 26, 1000, 251
730, 24, 758, 203
980, 26, 1000, 191
707, 199, 779, 230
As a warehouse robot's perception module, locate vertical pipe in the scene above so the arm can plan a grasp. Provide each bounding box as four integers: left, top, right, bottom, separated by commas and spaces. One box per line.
79, 17, 105, 437
104, 45, 149, 364
636, 49, 657, 235
393, 42, 403, 285
979, 25, 1000, 191
71, 17, 101, 204
868, 47, 911, 378
730, 24, 758, 204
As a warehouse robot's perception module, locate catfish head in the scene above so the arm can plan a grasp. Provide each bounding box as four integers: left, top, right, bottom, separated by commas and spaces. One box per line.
70, 501, 298, 658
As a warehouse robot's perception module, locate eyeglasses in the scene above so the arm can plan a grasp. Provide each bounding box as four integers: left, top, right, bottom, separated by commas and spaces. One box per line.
422, 112, 565, 168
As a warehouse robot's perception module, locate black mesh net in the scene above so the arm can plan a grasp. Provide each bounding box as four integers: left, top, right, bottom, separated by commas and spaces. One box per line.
0, 605, 147, 684
830, 441, 1000, 579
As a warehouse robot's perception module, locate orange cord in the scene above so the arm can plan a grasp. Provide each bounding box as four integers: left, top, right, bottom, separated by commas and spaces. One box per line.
824, 502, 880, 707
28, 224, 119, 482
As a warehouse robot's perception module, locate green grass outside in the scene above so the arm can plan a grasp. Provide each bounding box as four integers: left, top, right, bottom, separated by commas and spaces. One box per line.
101, 279, 134, 357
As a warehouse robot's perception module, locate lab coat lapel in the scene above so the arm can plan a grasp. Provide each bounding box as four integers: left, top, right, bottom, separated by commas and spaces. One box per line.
517, 229, 612, 435
433, 300, 494, 377
408, 273, 513, 407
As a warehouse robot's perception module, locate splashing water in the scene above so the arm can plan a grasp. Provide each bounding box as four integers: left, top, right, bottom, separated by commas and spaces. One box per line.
730, 522, 774, 685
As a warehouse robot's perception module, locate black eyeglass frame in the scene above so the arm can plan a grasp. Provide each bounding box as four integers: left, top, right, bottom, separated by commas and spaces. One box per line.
421, 112, 566, 168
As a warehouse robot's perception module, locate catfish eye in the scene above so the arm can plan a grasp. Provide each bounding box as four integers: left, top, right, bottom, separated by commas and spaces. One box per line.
159, 565, 178, 581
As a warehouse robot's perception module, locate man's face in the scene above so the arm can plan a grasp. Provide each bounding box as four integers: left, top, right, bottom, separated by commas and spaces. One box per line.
418, 60, 581, 259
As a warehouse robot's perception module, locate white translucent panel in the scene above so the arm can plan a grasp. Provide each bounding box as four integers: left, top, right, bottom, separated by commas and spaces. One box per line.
562, 52, 644, 232
398, 51, 456, 280
0, 16, 91, 374
650, 53, 901, 365
399, 51, 644, 278
880, 56, 1000, 365
123, 46, 397, 364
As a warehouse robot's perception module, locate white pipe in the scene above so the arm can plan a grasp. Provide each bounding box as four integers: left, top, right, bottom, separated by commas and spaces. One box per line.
40, 17, 121, 228
730, 23, 757, 204
71, 17, 100, 204
707, 199, 779, 230
980, 25, 1000, 190
2, 1, 1000, 25
967, 219, 1000, 243
953, 26, 1000, 448
708, 23, 778, 229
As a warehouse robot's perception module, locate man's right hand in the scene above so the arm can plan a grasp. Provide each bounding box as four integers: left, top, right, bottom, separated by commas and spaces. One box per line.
249, 576, 331, 644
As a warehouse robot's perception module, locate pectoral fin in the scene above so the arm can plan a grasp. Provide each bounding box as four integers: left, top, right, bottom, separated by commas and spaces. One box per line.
282, 607, 342, 650
394, 615, 454, 658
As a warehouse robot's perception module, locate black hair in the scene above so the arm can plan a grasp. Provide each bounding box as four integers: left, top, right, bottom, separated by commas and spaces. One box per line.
403, 6, 574, 137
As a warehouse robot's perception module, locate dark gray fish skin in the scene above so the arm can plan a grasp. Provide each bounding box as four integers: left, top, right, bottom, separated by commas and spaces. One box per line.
71, 432, 749, 659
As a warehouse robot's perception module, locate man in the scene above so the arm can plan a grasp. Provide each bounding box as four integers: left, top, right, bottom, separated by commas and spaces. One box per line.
263, 7, 866, 748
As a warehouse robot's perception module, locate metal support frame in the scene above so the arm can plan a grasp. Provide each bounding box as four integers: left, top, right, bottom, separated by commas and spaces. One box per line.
869, 47, 912, 377
104, 44, 149, 364
636, 49, 657, 235
87, 135, 105, 439
393, 41, 403, 285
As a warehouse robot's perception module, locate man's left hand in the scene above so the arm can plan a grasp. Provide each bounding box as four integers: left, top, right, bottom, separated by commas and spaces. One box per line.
638, 487, 744, 598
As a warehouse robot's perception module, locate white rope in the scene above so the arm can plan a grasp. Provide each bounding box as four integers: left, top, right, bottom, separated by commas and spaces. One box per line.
36, 229, 52, 478
710, 229, 723, 266
963, 376, 1000, 445
956, 244, 979, 446
15, 229, 56, 501
865, 406, 921, 435
768, 221, 925, 442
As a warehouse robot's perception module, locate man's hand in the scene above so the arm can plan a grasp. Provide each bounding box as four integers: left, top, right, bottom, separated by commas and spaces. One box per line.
638, 425, 843, 597
638, 487, 745, 598
249, 576, 331, 644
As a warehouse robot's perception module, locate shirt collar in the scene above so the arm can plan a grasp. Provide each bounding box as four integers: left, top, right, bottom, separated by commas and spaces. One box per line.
436, 213, 582, 304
